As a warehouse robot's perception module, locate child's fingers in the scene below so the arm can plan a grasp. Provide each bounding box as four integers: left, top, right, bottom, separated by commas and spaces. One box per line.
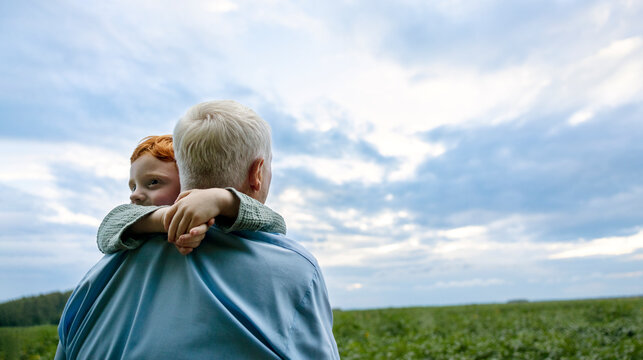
163, 203, 179, 232
189, 223, 209, 236
176, 233, 205, 248
174, 244, 193, 255
167, 216, 176, 243
188, 218, 204, 237
174, 212, 193, 243
174, 190, 193, 203
207, 218, 215, 227
167, 206, 185, 243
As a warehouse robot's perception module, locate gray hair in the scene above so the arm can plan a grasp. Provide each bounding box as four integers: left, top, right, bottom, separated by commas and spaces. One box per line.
173, 100, 272, 190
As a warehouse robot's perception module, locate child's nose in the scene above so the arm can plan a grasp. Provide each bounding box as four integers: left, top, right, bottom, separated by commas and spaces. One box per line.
130, 190, 145, 205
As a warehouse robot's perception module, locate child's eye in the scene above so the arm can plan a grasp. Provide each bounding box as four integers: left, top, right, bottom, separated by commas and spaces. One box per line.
130, 184, 136, 192
148, 179, 160, 187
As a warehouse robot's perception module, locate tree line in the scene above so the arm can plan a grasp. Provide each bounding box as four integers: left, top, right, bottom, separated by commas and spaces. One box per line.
0, 290, 72, 327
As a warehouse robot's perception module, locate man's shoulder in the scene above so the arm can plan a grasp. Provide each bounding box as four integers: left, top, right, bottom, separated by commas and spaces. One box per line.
231, 229, 320, 268
200, 227, 322, 281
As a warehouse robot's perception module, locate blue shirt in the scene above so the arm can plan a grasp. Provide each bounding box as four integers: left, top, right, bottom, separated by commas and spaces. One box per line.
55, 228, 339, 359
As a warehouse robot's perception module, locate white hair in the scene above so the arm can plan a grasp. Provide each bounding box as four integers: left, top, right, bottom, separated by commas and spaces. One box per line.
173, 100, 272, 190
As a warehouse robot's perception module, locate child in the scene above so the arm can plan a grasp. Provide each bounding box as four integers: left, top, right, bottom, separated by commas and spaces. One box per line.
98, 135, 286, 255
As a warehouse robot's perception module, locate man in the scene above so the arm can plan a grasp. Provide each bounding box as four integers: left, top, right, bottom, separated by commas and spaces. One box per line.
55, 100, 340, 359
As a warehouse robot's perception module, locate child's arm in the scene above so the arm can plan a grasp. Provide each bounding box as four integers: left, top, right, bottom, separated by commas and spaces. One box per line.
96, 204, 213, 255
165, 188, 287, 246
96, 204, 163, 254
218, 188, 286, 235
175, 187, 286, 255
97, 188, 286, 254
127, 207, 213, 255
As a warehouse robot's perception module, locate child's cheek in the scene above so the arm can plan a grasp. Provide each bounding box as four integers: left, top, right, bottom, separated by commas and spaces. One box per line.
154, 188, 180, 206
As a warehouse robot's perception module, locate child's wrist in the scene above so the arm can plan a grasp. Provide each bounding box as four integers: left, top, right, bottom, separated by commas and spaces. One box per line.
220, 188, 241, 218
129, 206, 167, 234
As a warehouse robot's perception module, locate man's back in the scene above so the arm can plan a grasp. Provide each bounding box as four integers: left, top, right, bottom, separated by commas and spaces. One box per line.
56, 229, 339, 359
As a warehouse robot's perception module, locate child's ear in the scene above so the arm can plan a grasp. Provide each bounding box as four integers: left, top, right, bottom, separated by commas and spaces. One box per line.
248, 158, 264, 193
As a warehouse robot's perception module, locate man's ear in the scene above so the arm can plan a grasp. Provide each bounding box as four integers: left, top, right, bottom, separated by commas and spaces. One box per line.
248, 158, 264, 194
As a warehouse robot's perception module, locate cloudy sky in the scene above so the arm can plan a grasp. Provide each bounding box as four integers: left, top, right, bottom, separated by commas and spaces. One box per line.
1, 0, 642, 309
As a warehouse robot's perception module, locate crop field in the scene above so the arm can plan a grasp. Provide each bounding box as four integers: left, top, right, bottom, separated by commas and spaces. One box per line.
0, 325, 58, 360
1, 297, 641, 359
333, 297, 643, 359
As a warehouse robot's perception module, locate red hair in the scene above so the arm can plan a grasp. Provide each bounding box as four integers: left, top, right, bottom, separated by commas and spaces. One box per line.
130, 135, 175, 163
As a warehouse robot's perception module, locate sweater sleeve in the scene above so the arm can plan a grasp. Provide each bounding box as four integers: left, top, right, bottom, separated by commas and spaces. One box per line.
216, 188, 287, 235
97, 204, 162, 254
97, 190, 287, 254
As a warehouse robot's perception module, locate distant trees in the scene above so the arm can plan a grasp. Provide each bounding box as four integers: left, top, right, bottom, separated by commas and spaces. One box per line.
0, 291, 72, 327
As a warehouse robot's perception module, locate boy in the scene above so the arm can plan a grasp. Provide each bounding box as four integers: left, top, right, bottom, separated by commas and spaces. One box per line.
98, 135, 285, 255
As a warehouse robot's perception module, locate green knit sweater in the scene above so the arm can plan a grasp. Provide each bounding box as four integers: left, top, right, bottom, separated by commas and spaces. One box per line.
97, 188, 287, 254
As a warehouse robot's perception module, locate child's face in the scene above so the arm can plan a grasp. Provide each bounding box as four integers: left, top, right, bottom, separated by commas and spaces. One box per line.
129, 154, 181, 206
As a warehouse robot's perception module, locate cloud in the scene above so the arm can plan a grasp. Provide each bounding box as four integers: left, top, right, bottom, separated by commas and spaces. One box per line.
307, 235, 425, 268
424, 219, 643, 271
593, 271, 643, 279
327, 208, 411, 232
563, 36, 643, 113
0, 139, 128, 192
268, 187, 336, 233
205, 0, 238, 13
568, 109, 594, 126
0, 139, 129, 227
438, 226, 487, 239
275, 155, 386, 185
345, 283, 363, 291
5, 0, 638, 189
43, 203, 101, 227
432, 278, 506, 289
0, 235, 100, 267
550, 230, 643, 259
364, 132, 446, 181
298, 200, 643, 273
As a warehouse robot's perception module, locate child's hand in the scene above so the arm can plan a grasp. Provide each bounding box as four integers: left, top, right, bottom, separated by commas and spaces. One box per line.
163, 188, 237, 243
173, 219, 214, 255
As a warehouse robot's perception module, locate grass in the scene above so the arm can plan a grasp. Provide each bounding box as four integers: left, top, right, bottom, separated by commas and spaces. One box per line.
333, 297, 643, 359
1, 297, 641, 359
0, 325, 58, 360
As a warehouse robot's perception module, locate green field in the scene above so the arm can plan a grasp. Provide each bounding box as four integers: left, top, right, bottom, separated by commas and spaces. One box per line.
0, 325, 58, 360
1, 297, 641, 359
334, 297, 643, 359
